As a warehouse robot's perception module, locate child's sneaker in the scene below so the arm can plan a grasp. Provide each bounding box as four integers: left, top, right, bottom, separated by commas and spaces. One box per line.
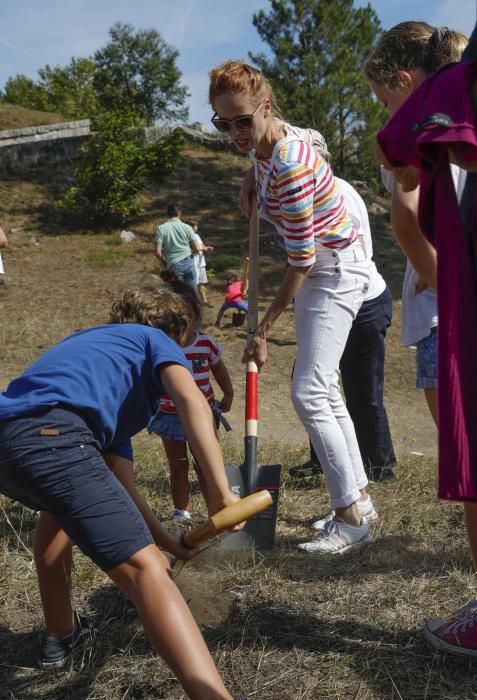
423, 600, 477, 657
298, 517, 372, 554
171, 508, 191, 522
311, 496, 378, 531
38, 612, 94, 669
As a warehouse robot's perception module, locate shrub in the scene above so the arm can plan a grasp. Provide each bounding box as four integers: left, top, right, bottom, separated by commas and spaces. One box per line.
57, 110, 184, 225
209, 254, 244, 274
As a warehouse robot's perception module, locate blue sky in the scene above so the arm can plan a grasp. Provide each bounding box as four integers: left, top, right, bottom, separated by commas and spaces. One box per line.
0, 0, 475, 127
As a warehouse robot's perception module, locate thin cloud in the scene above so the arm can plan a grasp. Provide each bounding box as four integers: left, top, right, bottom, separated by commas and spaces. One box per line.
0, 38, 41, 61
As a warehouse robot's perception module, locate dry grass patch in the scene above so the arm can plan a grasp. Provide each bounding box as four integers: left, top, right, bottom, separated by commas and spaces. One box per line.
1, 441, 476, 698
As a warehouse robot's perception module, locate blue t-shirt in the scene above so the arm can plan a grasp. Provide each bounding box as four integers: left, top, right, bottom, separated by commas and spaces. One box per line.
0, 324, 191, 456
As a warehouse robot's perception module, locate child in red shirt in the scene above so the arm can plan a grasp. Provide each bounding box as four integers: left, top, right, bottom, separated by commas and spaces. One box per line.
215, 270, 248, 328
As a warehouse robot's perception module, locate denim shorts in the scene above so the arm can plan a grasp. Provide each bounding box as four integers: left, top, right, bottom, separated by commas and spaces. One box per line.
149, 412, 187, 441
0, 407, 153, 571
416, 326, 438, 389
149, 405, 223, 442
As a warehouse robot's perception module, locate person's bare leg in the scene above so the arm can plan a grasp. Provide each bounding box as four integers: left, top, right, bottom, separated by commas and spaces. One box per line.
33, 512, 74, 636
109, 544, 232, 700
198, 283, 207, 304
335, 502, 361, 527
424, 387, 438, 426
359, 487, 369, 502
162, 437, 190, 511
464, 502, 477, 569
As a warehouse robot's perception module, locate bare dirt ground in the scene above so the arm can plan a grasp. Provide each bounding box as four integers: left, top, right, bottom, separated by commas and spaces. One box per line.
2, 148, 472, 700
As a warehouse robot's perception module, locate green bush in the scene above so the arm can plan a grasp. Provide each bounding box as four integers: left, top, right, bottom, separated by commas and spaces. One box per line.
57, 110, 184, 225
209, 254, 244, 274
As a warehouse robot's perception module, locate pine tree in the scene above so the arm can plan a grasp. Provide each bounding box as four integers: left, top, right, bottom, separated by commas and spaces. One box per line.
250, 0, 385, 183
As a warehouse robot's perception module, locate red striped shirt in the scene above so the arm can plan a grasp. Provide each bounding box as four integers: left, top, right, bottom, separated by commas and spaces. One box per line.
160, 332, 222, 413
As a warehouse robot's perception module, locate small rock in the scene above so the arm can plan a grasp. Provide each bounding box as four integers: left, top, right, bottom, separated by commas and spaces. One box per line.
9, 227, 23, 234
119, 230, 135, 243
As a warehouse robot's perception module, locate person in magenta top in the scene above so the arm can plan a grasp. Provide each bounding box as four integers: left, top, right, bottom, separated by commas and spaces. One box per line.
209, 60, 375, 554
375, 19, 477, 659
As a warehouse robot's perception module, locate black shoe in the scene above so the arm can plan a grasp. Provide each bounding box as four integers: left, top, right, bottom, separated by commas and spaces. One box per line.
367, 467, 396, 483
38, 612, 94, 670
289, 460, 323, 478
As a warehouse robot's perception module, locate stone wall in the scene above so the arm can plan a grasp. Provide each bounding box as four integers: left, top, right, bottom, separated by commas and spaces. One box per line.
140, 123, 235, 152
0, 120, 90, 174
0, 120, 234, 174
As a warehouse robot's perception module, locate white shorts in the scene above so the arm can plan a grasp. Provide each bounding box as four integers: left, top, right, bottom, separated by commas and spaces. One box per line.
197, 268, 208, 285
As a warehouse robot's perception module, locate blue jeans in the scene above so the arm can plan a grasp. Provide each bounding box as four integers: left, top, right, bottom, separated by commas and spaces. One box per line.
220, 300, 248, 313
309, 286, 396, 477
170, 256, 197, 293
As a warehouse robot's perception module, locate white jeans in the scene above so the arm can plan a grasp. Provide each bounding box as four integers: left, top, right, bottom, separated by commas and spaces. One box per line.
291, 244, 371, 509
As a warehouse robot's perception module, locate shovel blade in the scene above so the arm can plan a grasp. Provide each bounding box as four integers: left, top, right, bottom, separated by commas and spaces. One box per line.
224, 462, 281, 550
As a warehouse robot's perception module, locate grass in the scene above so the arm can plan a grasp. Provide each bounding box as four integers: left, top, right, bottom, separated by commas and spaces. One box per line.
0, 439, 476, 699
87, 247, 131, 268
0, 102, 67, 130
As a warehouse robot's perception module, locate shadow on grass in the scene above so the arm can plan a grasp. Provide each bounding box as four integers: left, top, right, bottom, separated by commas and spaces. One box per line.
270, 533, 471, 584
204, 601, 476, 699
0, 584, 181, 699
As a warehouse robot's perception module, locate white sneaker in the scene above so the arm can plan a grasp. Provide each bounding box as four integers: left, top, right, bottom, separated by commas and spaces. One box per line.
170, 509, 191, 522
298, 517, 372, 554
311, 496, 378, 531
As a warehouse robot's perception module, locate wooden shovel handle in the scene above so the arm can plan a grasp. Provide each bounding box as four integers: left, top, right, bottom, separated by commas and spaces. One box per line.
182, 490, 273, 548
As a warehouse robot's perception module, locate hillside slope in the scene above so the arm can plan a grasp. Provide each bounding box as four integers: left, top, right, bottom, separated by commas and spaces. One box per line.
0, 102, 67, 130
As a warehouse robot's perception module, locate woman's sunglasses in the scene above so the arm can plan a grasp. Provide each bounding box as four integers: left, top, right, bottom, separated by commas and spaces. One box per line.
211, 102, 263, 133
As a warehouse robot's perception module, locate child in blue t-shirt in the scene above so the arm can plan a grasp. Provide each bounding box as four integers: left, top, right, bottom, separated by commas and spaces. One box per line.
0, 285, 237, 699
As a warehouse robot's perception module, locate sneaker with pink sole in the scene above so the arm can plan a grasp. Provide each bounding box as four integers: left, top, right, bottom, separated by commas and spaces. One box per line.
424, 600, 477, 657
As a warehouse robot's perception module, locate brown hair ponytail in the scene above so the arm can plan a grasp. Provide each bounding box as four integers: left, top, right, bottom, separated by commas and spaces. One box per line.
364, 21, 467, 90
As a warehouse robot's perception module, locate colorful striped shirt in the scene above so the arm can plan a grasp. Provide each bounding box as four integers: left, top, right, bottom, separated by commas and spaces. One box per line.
253, 122, 357, 266
159, 332, 222, 413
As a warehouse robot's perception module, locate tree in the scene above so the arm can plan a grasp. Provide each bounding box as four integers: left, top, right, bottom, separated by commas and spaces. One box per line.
36, 59, 97, 118
2, 74, 46, 112
1, 23, 188, 126
2, 58, 97, 119
93, 22, 189, 125
250, 0, 386, 182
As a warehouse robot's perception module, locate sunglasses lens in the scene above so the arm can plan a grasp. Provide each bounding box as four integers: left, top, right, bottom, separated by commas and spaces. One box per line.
235, 117, 254, 130
211, 119, 230, 133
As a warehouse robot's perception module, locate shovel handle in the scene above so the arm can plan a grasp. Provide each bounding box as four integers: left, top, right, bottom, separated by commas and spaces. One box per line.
182, 490, 273, 548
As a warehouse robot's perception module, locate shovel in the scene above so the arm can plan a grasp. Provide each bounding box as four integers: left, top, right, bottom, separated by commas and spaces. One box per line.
223, 200, 281, 550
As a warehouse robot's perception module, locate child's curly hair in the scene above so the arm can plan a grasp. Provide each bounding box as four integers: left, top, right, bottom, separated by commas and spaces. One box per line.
109, 286, 189, 343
